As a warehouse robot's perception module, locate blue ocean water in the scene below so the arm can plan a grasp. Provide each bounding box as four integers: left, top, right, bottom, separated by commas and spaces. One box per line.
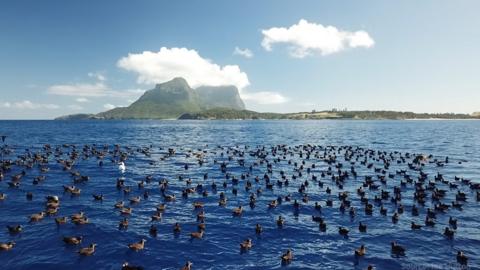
0, 120, 479, 270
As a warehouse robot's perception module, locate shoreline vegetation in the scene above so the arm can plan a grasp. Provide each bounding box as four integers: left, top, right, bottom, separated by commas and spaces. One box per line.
56, 109, 480, 121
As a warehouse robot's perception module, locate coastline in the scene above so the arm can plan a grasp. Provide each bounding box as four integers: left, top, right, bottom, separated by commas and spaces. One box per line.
2, 118, 479, 121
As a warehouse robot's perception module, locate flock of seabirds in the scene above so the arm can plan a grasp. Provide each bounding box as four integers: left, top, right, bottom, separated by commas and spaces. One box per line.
0, 133, 479, 269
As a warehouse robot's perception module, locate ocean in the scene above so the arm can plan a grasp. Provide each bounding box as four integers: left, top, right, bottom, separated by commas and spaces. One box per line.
0, 120, 479, 270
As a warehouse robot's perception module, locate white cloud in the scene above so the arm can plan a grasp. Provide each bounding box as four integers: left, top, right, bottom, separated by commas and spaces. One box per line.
117, 47, 250, 90
103, 103, 117, 110
261, 19, 374, 58
0, 100, 59, 110
241, 91, 288, 105
48, 81, 144, 100
233, 47, 254, 58
117, 47, 289, 107
48, 82, 109, 97
75, 97, 89, 103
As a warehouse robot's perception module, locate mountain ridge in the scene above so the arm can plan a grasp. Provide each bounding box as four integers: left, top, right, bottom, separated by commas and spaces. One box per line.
87, 77, 246, 119
97, 77, 202, 119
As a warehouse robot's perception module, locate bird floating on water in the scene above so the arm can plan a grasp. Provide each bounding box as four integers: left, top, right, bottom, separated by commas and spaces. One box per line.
118, 161, 126, 173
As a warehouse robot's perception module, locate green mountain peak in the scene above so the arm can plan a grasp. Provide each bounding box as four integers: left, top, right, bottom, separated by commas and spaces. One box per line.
94, 77, 244, 119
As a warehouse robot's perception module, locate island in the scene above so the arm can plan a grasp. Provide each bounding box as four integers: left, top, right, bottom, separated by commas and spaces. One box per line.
56, 77, 480, 121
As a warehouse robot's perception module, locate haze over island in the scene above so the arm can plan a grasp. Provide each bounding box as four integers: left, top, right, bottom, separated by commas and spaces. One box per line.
1, 1, 479, 119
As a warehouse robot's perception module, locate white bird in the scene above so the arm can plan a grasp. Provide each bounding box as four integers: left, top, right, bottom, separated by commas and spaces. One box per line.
118, 162, 126, 173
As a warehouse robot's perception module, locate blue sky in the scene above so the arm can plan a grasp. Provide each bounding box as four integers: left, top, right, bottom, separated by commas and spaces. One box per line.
1, 0, 479, 119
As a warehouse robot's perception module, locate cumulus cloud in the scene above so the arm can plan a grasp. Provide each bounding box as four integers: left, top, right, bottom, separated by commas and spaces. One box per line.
117, 47, 250, 90
117, 47, 288, 107
0, 100, 59, 109
233, 47, 254, 58
241, 91, 288, 105
261, 19, 374, 58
